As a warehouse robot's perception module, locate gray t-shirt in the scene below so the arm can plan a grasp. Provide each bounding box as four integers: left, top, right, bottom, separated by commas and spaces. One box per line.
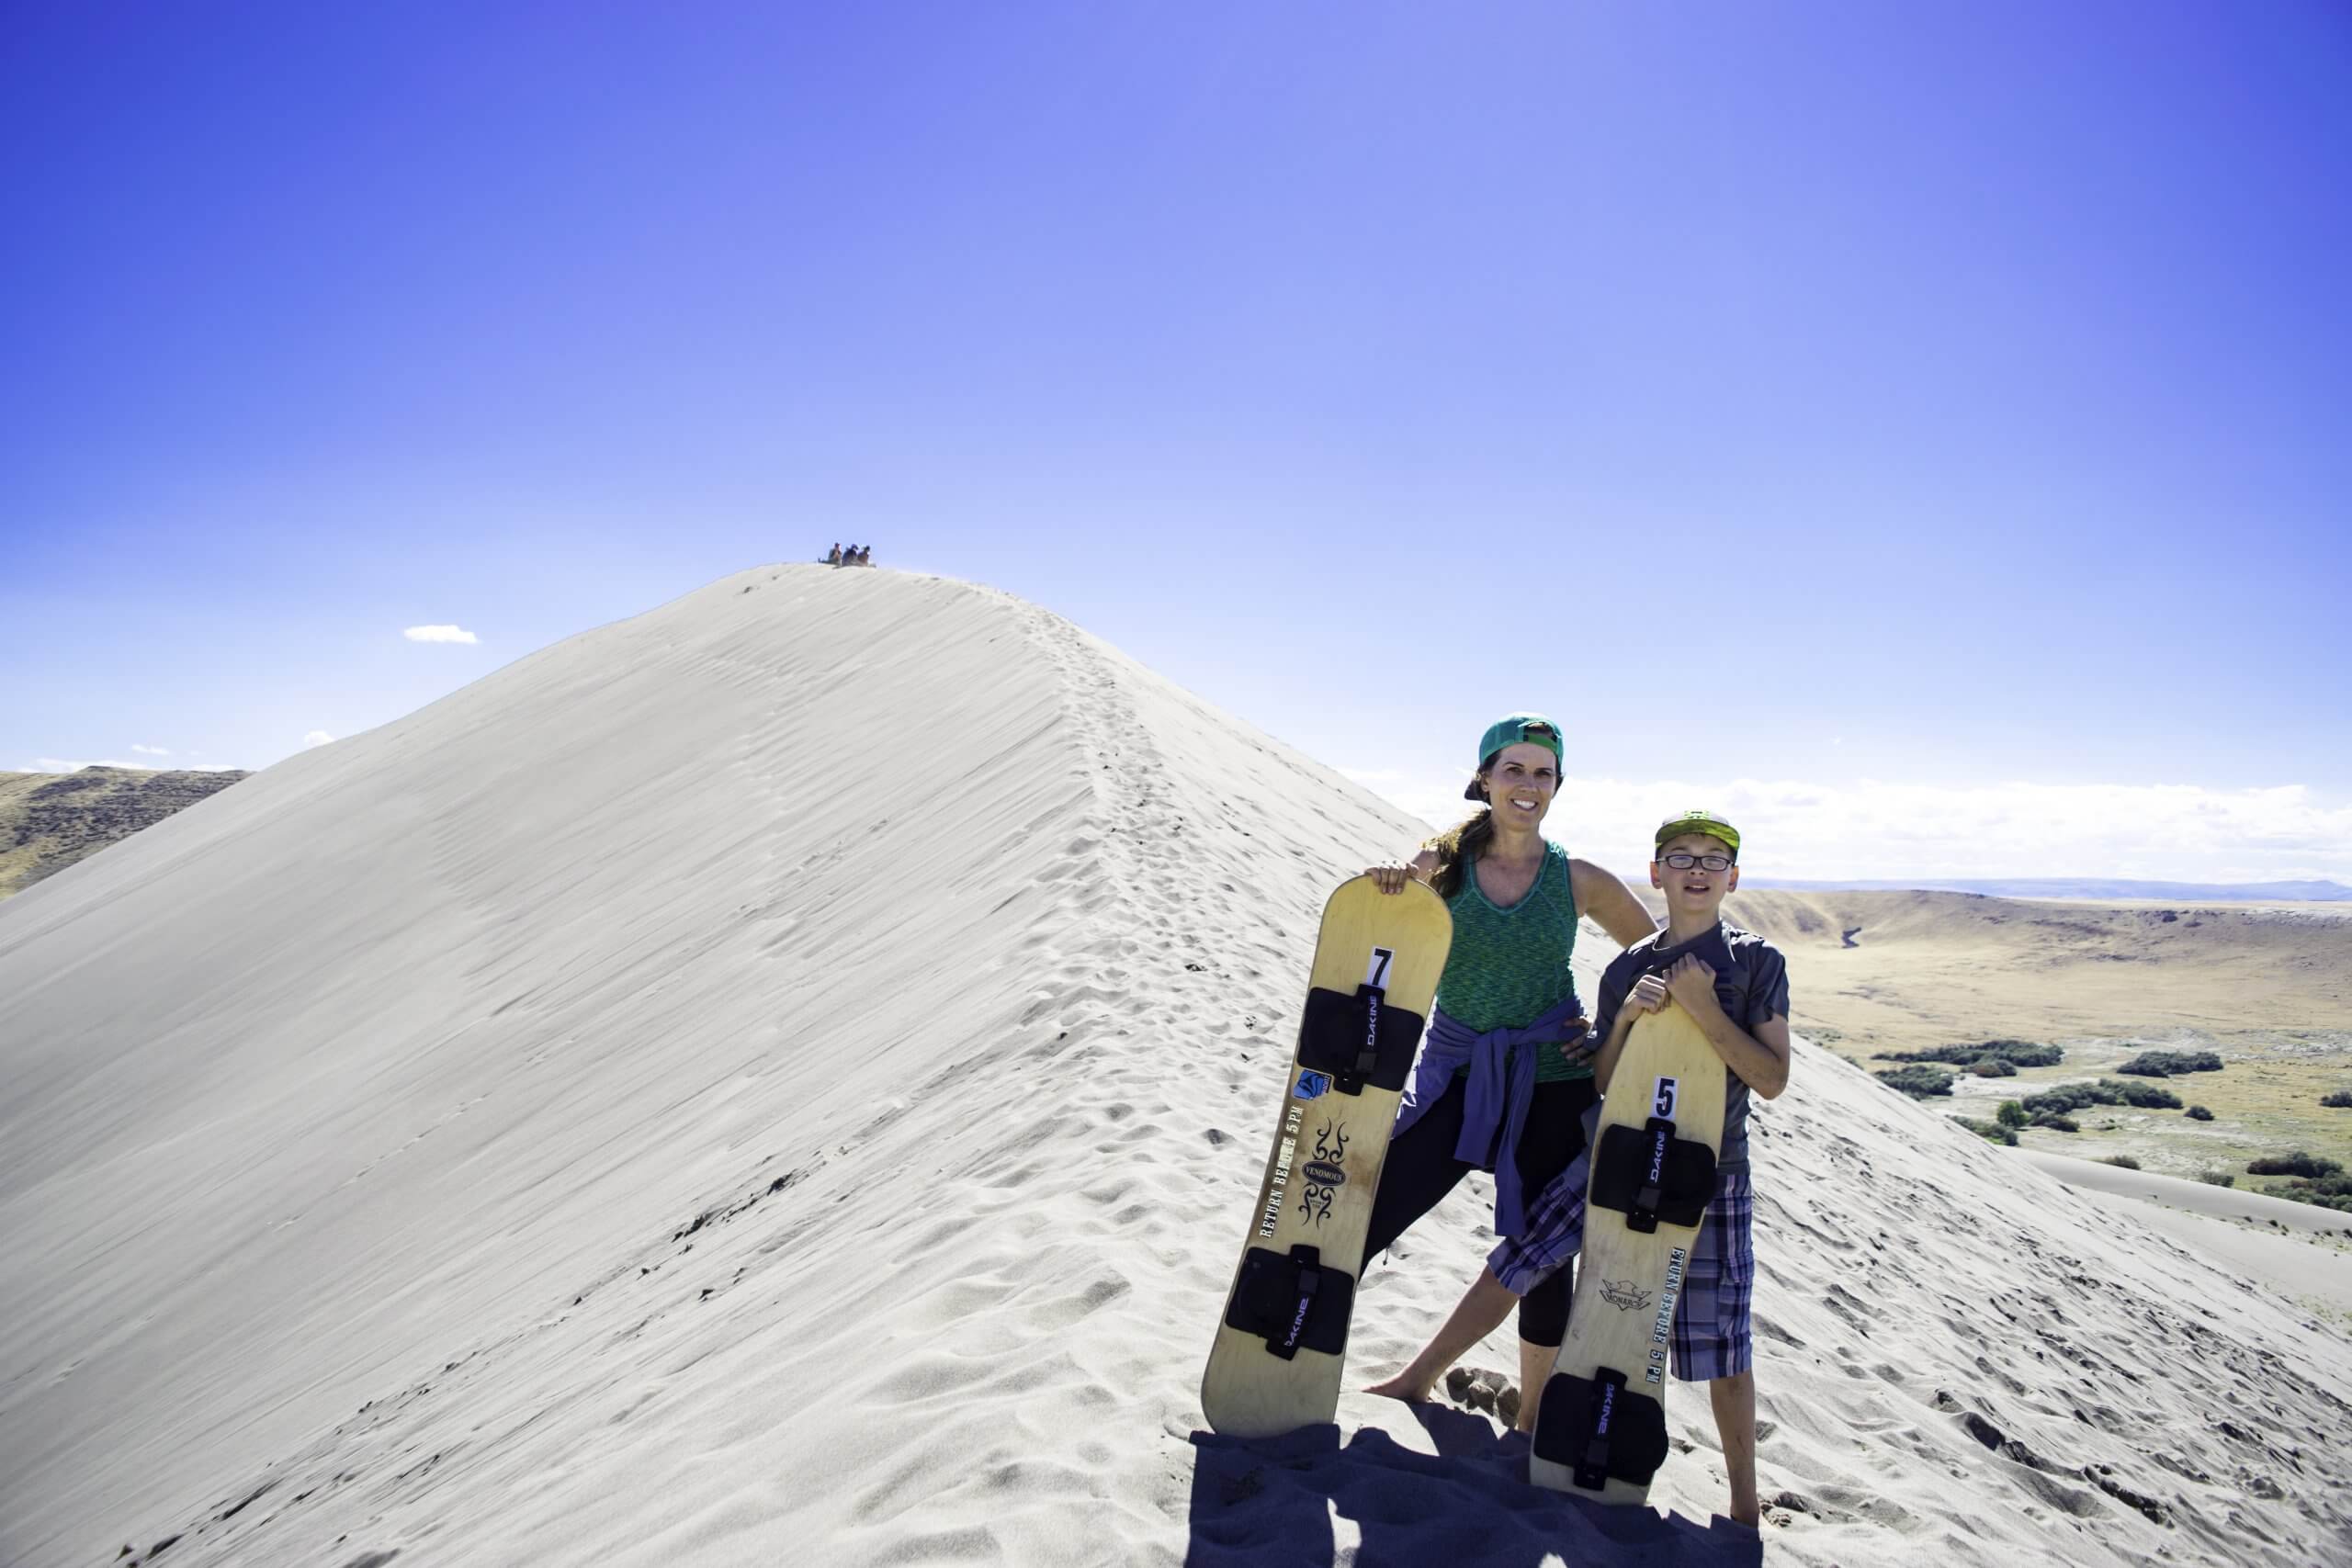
1590, 920, 1789, 1174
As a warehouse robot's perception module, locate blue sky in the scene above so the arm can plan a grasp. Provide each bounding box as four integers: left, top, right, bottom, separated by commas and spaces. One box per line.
5, 2, 2347, 881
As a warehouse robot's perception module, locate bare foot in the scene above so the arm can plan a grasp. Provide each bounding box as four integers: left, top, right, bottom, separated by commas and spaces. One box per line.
1363, 1370, 1436, 1403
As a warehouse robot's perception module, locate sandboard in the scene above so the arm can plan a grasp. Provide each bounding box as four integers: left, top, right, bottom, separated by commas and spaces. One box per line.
1199, 874, 1452, 1438
1528, 1002, 1727, 1503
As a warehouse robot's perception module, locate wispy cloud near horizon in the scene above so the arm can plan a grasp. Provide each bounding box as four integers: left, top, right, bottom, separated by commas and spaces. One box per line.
1340, 769, 2352, 886
403, 625, 479, 645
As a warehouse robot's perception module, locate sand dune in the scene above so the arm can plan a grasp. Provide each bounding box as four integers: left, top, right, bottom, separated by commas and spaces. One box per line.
4, 566, 2348, 1567
2022, 1155, 2352, 1315
2023, 1152, 2352, 1240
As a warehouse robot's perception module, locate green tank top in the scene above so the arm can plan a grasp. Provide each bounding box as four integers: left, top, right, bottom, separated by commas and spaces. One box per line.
1434, 839, 1589, 1081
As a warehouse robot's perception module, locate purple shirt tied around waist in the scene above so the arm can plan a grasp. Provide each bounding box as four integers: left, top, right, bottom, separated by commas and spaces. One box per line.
1390, 994, 1588, 1236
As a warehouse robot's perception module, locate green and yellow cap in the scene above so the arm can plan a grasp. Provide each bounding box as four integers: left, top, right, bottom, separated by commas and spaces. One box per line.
1464, 713, 1566, 800
1654, 808, 1741, 858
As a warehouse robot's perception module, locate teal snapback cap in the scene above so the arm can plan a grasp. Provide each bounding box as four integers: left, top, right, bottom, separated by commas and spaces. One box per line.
1464, 713, 1566, 800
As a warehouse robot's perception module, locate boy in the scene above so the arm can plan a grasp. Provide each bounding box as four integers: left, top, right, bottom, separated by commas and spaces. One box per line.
1365, 808, 1791, 1528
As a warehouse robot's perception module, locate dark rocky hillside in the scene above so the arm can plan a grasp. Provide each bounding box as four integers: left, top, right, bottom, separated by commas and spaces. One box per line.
0, 766, 248, 898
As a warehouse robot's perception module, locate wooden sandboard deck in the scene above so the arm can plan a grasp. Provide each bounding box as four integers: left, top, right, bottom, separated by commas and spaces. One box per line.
1529, 1003, 1727, 1504
1200, 876, 1451, 1438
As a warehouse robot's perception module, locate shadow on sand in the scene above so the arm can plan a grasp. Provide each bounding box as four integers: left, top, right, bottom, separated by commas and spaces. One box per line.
1183, 1413, 1762, 1568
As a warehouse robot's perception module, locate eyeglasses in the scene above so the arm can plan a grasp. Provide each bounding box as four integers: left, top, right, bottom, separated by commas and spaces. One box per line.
1660, 852, 1733, 872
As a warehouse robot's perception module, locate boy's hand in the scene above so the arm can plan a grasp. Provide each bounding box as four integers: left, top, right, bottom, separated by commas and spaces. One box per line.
1621, 974, 1668, 1019
1663, 955, 1721, 1016
1555, 1020, 1598, 1066
1366, 862, 1413, 894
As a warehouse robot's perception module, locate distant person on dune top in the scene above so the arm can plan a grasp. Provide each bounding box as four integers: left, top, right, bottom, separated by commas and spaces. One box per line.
1355, 714, 1657, 1420
826, 543, 842, 565
1379, 808, 1792, 1528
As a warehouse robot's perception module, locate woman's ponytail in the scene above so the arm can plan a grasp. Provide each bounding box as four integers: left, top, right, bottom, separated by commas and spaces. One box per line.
1426, 805, 1495, 899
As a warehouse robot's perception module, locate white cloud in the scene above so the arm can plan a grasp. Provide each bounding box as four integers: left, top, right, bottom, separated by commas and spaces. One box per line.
1349, 770, 2352, 886
130, 743, 171, 756
403, 625, 479, 645
20, 754, 243, 773
302, 731, 335, 750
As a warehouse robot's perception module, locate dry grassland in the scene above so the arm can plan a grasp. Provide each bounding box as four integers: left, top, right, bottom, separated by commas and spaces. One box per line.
1626, 887, 2352, 1177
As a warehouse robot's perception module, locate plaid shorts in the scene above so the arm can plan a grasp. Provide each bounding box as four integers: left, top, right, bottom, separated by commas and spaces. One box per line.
1489, 1166, 1754, 1382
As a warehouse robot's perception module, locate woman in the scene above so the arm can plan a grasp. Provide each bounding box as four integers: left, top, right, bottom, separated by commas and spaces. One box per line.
1358, 713, 1656, 1426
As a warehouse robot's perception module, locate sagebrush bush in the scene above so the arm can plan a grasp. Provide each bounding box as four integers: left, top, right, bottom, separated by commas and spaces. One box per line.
2019, 1079, 2183, 1116
2247, 1151, 2344, 1179
1950, 1116, 2018, 1147
2253, 1172, 2352, 1213
1877, 1040, 2063, 1068
2118, 1049, 2224, 1077
1874, 1065, 1955, 1099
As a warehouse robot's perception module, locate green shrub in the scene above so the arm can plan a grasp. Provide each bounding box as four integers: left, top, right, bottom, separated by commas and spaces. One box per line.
2101, 1155, 2142, 1170
2117, 1050, 2224, 1077
1996, 1100, 2030, 1129
2322, 1090, 2352, 1110
1874, 1065, 1956, 1099
1950, 1116, 2018, 1146
2247, 1151, 2344, 1179
2197, 1169, 2235, 1187
1877, 1040, 2063, 1068
2185, 1105, 2213, 1121
2254, 1173, 2352, 1213
1970, 1057, 2018, 1077
2019, 1079, 2183, 1116
2030, 1112, 2080, 1133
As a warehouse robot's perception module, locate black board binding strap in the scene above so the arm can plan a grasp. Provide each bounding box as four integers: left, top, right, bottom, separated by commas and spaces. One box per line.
1351, 984, 1384, 1087
1576, 1368, 1630, 1491
1274, 1246, 1320, 1359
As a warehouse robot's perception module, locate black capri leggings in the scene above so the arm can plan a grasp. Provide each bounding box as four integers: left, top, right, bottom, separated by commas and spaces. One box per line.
1362, 1075, 1598, 1347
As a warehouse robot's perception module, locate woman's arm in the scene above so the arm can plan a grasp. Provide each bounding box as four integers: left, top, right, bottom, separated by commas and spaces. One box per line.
1568, 857, 1659, 947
